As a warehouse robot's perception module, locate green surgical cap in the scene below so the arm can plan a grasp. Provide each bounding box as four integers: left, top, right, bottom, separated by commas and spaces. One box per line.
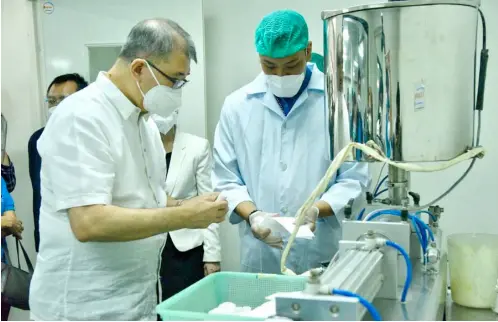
255, 10, 309, 59
311, 53, 324, 72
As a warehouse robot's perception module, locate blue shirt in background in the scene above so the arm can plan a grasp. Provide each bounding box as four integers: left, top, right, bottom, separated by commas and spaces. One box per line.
1, 177, 15, 263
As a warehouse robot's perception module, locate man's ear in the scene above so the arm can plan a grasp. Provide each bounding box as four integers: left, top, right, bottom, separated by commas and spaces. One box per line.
305, 41, 313, 62
129, 59, 146, 81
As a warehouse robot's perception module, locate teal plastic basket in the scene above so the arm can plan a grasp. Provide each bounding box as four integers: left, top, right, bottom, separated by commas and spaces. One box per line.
156, 272, 307, 321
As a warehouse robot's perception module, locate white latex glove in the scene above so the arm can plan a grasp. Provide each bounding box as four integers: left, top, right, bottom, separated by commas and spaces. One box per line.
249, 211, 283, 249
302, 206, 319, 232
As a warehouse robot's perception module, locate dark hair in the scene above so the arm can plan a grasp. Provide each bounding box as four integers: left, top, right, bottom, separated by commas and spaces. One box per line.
47, 73, 88, 95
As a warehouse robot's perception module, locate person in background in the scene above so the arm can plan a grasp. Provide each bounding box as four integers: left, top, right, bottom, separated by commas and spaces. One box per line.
28, 73, 88, 252
1, 114, 16, 193
28, 18, 227, 321
151, 112, 221, 301
212, 10, 370, 275
1, 177, 24, 321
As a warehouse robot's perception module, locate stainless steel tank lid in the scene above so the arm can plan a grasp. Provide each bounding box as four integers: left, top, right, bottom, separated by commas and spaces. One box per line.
322, 0, 480, 20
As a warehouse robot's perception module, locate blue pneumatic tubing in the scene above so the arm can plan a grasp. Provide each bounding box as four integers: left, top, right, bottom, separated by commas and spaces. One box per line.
415, 210, 437, 222
365, 209, 401, 221
374, 175, 388, 196
357, 208, 366, 220
385, 240, 412, 303
411, 216, 435, 242
374, 188, 388, 198
411, 216, 426, 253
331, 289, 382, 321
366, 210, 435, 242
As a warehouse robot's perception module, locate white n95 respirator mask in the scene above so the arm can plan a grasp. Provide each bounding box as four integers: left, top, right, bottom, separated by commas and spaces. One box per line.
137, 61, 182, 118
266, 72, 305, 98
151, 109, 179, 134
47, 106, 57, 120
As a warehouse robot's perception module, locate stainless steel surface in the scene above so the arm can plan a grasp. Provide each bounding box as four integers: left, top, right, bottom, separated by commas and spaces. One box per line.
446, 290, 498, 321
370, 253, 448, 321
322, 0, 480, 20
276, 293, 360, 321
387, 166, 410, 205
323, 1, 479, 162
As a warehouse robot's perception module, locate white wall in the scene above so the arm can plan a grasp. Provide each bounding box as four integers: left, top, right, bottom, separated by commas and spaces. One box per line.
1, 1, 42, 320
35, 0, 207, 137
88, 45, 123, 83
203, 0, 498, 272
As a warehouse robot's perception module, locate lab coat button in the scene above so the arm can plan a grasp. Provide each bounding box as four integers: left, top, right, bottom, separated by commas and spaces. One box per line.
280, 162, 287, 171
281, 207, 288, 214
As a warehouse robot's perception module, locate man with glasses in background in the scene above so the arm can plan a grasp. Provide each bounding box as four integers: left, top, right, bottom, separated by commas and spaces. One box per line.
28, 73, 88, 252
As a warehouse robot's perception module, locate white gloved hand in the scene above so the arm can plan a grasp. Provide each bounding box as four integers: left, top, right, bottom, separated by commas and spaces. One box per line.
301, 206, 319, 232
249, 211, 283, 249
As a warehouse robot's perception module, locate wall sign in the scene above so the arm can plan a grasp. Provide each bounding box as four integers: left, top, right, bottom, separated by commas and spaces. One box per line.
43, 2, 54, 15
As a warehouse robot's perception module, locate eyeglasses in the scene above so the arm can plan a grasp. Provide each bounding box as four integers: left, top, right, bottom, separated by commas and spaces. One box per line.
146, 60, 188, 89
45, 96, 69, 107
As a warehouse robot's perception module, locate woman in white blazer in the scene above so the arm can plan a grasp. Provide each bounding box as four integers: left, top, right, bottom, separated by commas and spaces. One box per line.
152, 111, 221, 301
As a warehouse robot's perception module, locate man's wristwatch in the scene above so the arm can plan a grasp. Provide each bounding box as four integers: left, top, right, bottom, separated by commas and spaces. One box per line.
247, 209, 259, 225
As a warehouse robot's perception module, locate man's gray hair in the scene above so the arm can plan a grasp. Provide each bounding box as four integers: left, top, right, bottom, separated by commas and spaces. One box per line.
119, 18, 197, 63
